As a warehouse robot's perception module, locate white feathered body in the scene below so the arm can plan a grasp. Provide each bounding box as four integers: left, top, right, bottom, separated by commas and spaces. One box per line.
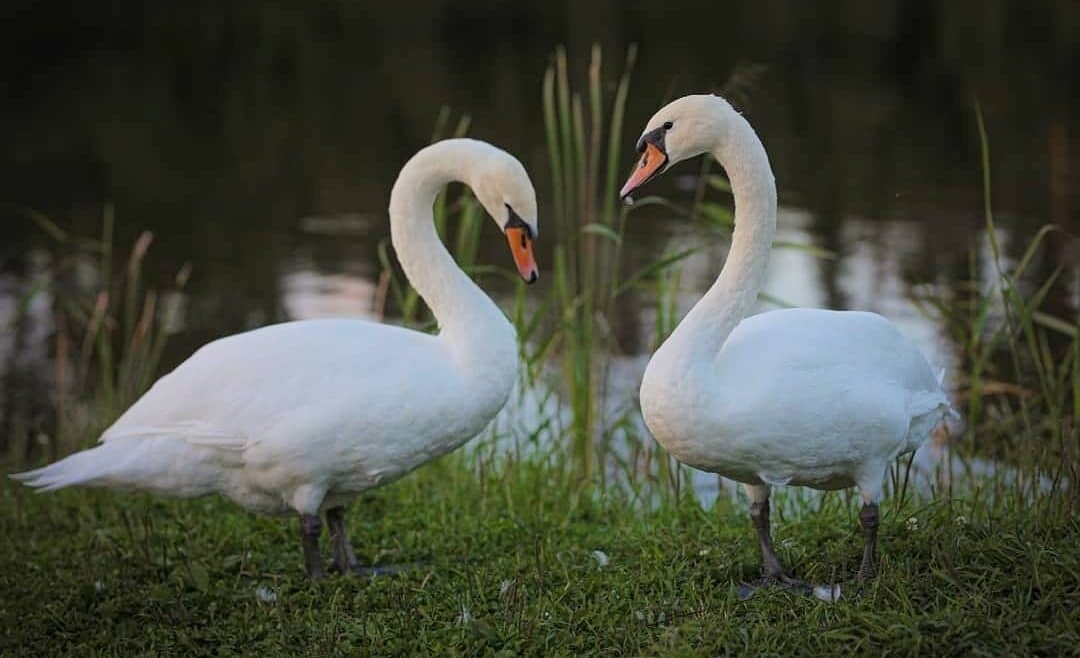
15, 139, 537, 518
18, 317, 515, 516
641, 307, 953, 491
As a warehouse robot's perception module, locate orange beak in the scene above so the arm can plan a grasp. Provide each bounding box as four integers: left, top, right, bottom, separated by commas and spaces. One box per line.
619, 141, 668, 199
506, 225, 539, 284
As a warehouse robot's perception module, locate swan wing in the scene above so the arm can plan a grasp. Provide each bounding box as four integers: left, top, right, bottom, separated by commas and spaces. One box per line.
684, 308, 952, 482
102, 420, 247, 451
101, 318, 454, 453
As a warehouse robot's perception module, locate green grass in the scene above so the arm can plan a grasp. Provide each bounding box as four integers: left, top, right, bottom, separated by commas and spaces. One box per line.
2, 452, 1077, 657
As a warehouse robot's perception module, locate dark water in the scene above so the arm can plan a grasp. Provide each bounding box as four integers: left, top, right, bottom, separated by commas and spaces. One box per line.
1, 1, 1077, 456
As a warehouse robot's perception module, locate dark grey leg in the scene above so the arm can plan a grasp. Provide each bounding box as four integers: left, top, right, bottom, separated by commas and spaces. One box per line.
299, 514, 326, 579
324, 506, 415, 577
325, 506, 361, 573
858, 502, 879, 580
750, 498, 789, 579
737, 486, 812, 598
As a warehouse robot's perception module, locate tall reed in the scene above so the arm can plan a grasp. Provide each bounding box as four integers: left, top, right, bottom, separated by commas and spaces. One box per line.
8, 205, 188, 461
912, 103, 1077, 513
540, 44, 640, 482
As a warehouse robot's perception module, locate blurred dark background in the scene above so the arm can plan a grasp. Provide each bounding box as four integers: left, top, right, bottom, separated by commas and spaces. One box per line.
0, 0, 1076, 356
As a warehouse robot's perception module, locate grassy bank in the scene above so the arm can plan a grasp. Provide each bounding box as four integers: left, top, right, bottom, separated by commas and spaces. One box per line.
1, 450, 1077, 657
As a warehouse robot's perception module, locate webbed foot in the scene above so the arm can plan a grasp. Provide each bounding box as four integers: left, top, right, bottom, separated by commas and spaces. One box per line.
737, 572, 814, 600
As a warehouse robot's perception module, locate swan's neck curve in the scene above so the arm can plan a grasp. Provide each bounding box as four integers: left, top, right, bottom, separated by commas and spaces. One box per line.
664, 108, 777, 367
388, 140, 516, 368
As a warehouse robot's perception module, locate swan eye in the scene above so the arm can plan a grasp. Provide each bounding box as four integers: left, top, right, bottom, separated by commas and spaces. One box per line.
504, 204, 533, 239
662, 121, 674, 130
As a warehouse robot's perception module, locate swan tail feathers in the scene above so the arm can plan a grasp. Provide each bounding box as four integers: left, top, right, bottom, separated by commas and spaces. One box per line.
9, 444, 124, 492
931, 367, 965, 436
9, 436, 229, 495
944, 406, 965, 437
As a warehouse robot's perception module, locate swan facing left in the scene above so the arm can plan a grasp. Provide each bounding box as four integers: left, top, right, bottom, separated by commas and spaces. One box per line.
12, 138, 540, 579
620, 95, 959, 590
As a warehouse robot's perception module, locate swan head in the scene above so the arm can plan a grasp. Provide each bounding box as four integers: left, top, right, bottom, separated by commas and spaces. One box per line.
620, 94, 732, 200
469, 145, 540, 284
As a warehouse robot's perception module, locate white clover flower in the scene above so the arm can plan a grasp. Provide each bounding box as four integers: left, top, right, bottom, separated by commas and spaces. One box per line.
906, 516, 920, 532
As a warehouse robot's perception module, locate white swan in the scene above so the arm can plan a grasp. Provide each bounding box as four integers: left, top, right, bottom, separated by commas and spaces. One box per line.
13, 138, 540, 578
620, 95, 958, 584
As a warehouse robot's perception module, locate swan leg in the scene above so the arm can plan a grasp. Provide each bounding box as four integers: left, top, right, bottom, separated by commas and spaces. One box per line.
325, 506, 361, 573
325, 506, 409, 577
858, 502, 879, 580
745, 484, 788, 578
738, 481, 812, 596
739, 484, 811, 597
749, 490, 788, 578
855, 467, 885, 580
299, 514, 327, 579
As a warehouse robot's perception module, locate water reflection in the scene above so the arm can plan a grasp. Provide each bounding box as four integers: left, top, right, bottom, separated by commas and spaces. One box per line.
280, 267, 378, 322
0, 251, 56, 456
1, 1, 1076, 485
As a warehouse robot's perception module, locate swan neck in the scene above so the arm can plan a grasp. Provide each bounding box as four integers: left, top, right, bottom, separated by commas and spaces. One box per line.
676, 110, 777, 362
388, 142, 514, 361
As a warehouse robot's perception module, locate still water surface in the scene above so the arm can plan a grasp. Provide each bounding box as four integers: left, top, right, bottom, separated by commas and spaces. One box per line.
1, 3, 1076, 476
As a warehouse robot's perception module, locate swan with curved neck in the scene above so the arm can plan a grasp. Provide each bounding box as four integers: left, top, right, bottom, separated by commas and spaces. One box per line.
13, 138, 539, 579
622, 95, 957, 585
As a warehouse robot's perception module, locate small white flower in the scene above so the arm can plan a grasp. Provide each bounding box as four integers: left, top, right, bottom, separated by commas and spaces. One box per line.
93, 580, 105, 593
698, 548, 711, 556
954, 515, 968, 527
591, 550, 610, 568
255, 585, 277, 603
906, 517, 919, 532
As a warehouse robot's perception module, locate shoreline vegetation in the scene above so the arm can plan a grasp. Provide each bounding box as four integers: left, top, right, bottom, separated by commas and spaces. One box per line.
2, 46, 1077, 656
2, 453, 1077, 657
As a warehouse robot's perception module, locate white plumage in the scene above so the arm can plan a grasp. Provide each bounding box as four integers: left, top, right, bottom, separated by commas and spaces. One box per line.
13, 138, 540, 577
622, 95, 958, 584
644, 308, 952, 494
